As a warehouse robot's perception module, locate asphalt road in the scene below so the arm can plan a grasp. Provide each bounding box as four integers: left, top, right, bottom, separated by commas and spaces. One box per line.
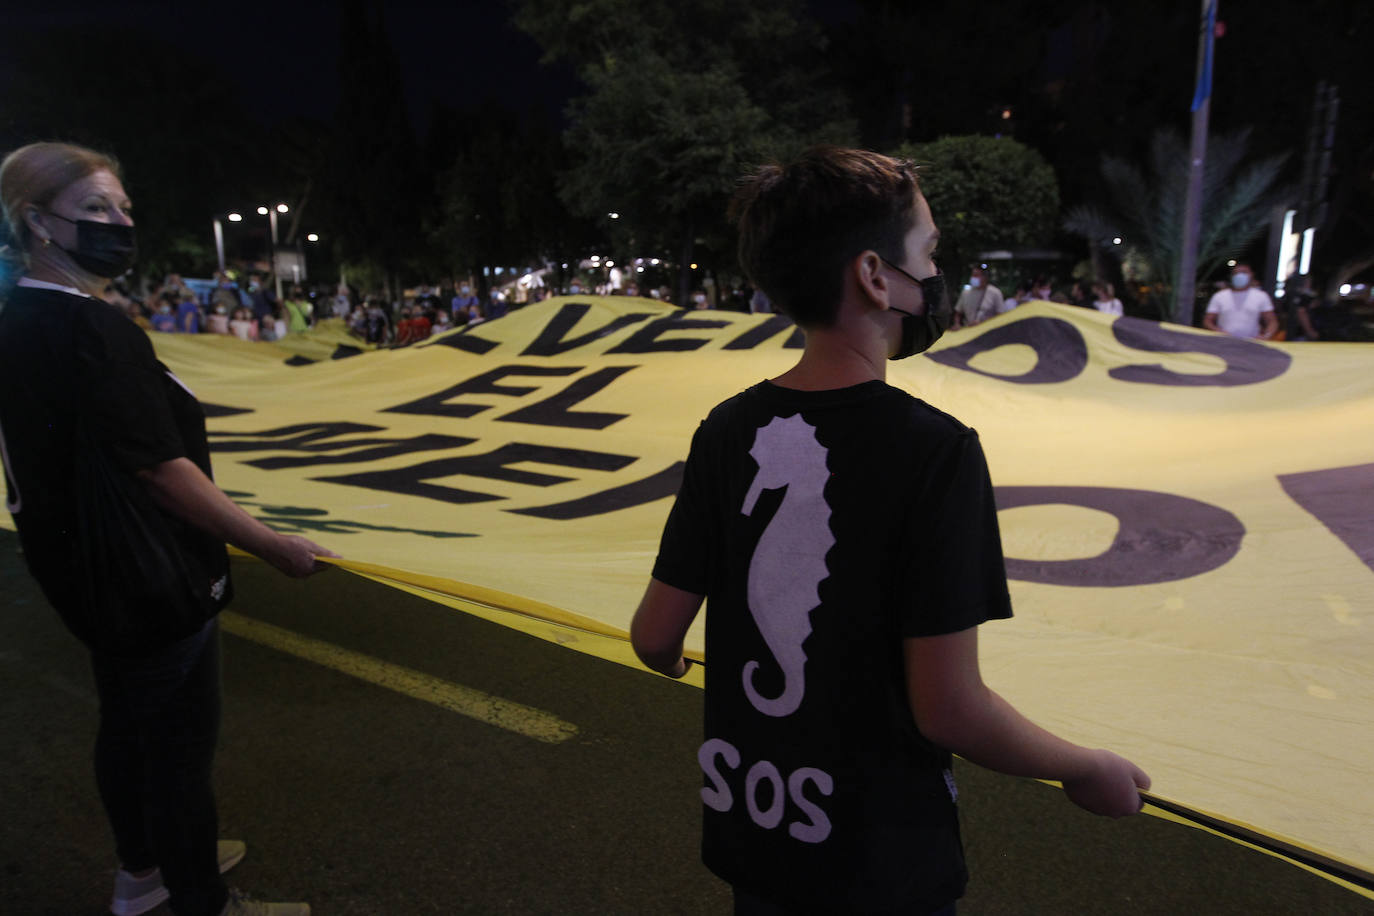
1, 530, 1369, 915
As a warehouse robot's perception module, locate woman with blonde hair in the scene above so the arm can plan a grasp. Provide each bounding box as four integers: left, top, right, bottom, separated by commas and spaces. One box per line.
0, 141, 332, 916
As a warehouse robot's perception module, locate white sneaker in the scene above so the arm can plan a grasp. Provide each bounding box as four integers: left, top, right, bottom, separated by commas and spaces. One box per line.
220, 889, 311, 916
110, 839, 247, 915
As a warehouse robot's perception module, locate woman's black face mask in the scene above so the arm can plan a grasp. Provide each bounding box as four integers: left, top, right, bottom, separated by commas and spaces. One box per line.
879, 258, 950, 359
45, 212, 138, 278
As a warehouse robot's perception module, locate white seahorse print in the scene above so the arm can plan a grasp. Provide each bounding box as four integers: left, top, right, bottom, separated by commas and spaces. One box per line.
740, 414, 834, 718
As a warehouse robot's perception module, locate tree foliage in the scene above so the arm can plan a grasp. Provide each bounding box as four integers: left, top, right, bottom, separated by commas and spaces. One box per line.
316, 1, 423, 296
1064, 128, 1288, 322
433, 102, 595, 288
892, 136, 1059, 282
514, 0, 853, 300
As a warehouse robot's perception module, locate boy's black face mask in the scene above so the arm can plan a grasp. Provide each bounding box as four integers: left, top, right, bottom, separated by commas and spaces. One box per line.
46, 212, 138, 278
880, 258, 950, 359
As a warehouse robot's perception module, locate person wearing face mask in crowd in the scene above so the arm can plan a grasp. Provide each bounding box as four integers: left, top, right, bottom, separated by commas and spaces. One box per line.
209, 271, 241, 318
430, 306, 453, 334
244, 273, 277, 341
0, 141, 333, 916
161, 272, 194, 302
953, 265, 1004, 328
207, 302, 231, 335
228, 306, 258, 341
175, 290, 203, 334
630, 147, 1150, 916
282, 286, 311, 334
450, 281, 479, 320
1203, 263, 1278, 339
413, 283, 442, 315
150, 292, 179, 332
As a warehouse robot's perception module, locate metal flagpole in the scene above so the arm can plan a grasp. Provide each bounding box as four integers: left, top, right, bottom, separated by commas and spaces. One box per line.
1176, 0, 1217, 326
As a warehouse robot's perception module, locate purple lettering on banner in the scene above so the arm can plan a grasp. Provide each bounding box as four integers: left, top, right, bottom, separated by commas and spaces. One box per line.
1278, 463, 1374, 574
926, 317, 1089, 384
996, 486, 1245, 586
1108, 316, 1291, 387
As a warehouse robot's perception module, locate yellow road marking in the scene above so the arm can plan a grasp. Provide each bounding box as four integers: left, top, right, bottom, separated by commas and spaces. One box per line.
219, 612, 579, 744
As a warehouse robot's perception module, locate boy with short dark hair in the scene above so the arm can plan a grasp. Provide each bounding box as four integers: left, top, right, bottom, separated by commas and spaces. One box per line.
631, 147, 1149, 915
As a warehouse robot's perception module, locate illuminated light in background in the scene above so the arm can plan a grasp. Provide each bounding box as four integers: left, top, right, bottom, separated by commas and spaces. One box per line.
1112, 237, 1122, 245
1227, 259, 1237, 267
650, 258, 660, 265
228, 213, 243, 222
306, 233, 319, 242
256, 206, 268, 216
605, 260, 615, 267
690, 263, 698, 270
1299, 228, 1315, 276
276, 203, 289, 213
636, 266, 644, 273
1340, 284, 1352, 296
608, 212, 619, 219
1275, 210, 1298, 299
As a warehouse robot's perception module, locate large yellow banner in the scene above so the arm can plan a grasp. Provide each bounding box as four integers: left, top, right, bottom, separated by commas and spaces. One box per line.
15, 298, 1374, 895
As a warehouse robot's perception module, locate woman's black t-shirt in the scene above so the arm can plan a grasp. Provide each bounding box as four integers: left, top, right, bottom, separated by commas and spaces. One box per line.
0, 283, 231, 651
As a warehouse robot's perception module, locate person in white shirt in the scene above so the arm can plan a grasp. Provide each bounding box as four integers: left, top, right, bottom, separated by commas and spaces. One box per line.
953, 266, 1004, 327
1091, 282, 1123, 316
1203, 263, 1278, 339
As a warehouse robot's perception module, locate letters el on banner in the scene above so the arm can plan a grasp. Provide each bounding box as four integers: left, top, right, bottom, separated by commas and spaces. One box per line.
3, 298, 1369, 896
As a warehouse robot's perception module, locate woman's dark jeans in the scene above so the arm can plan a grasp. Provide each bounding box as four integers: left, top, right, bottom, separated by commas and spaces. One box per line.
90, 617, 228, 916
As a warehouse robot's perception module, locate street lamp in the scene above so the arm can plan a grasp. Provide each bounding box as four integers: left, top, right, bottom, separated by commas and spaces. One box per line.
257, 203, 289, 300
212, 212, 246, 274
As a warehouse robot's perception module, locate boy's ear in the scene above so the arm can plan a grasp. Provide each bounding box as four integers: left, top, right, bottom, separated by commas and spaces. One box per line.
853, 250, 891, 310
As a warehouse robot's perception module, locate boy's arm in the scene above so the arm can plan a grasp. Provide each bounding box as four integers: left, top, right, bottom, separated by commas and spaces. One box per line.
630, 577, 703, 678
905, 626, 1150, 818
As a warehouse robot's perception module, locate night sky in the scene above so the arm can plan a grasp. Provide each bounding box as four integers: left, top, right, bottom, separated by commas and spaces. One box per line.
6, 1, 1368, 294
5, 1, 575, 133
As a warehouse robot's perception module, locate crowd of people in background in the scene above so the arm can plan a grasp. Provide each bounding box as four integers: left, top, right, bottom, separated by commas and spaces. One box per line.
111, 267, 765, 348
110, 261, 1365, 349
950, 264, 1361, 342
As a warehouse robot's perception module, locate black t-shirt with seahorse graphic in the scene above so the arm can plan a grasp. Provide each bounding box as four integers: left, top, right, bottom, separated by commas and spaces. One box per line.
654, 379, 1013, 913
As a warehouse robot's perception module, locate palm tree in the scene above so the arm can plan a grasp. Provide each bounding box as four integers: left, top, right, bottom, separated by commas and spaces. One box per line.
1065, 128, 1288, 324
